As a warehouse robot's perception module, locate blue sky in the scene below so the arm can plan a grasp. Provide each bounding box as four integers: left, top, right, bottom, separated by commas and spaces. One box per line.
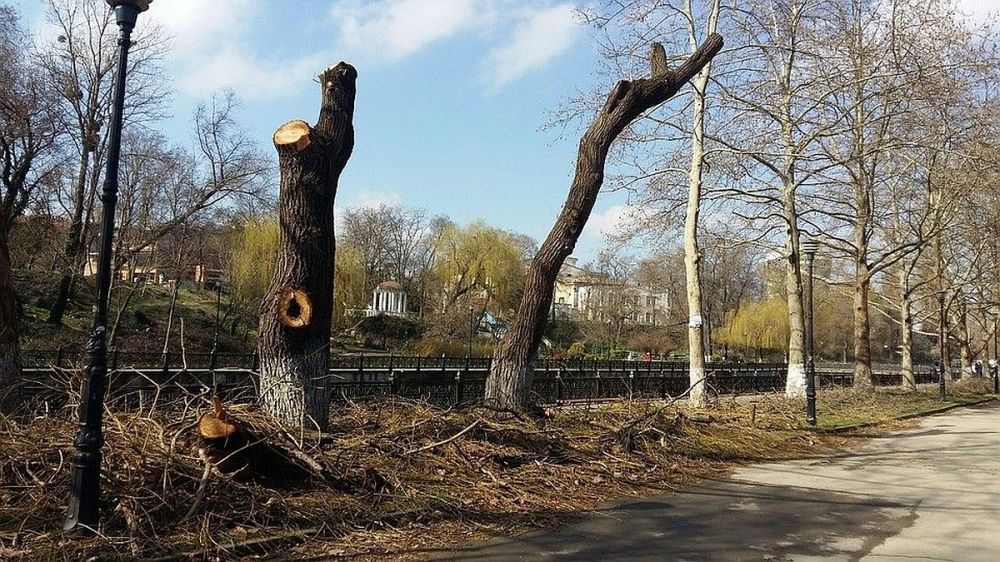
12, 0, 997, 264
9, 0, 634, 262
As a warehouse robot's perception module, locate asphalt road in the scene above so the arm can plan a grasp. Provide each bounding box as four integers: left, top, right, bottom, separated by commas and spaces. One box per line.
434, 402, 1000, 561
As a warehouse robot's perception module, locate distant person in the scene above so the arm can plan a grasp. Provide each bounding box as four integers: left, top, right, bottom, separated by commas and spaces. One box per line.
974, 359, 984, 378
644, 351, 653, 363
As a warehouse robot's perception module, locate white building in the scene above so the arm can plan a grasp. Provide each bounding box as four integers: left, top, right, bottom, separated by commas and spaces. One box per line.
367, 280, 408, 317
551, 257, 670, 326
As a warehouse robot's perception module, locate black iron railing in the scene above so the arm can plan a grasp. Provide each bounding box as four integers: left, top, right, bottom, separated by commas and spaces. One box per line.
20, 349, 955, 408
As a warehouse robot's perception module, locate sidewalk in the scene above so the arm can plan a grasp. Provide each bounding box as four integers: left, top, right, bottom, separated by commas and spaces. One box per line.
433, 402, 1000, 561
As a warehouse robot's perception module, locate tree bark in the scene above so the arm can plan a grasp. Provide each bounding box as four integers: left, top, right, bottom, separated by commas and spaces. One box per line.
899, 275, 915, 390
682, 3, 719, 407
958, 307, 973, 379
257, 63, 356, 429
0, 209, 19, 407
783, 183, 807, 398
854, 260, 875, 390
485, 35, 724, 409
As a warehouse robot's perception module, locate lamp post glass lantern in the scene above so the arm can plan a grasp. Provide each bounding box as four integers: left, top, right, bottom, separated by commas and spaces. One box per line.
64, 0, 152, 533
801, 239, 820, 426
937, 290, 947, 401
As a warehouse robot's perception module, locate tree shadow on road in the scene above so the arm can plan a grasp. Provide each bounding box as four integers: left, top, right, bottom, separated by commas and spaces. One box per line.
421, 480, 918, 561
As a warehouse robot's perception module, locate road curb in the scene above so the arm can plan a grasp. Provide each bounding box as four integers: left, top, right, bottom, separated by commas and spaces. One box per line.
816, 396, 998, 433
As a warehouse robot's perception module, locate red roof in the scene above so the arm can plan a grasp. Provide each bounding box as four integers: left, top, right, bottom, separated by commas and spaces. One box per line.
376, 280, 404, 291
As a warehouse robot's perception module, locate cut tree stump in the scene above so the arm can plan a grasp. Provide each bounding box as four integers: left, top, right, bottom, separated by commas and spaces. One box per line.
197, 397, 313, 484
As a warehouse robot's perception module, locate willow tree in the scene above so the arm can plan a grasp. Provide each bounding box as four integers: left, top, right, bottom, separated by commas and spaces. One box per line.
485, 35, 724, 409
257, 63, 356, 429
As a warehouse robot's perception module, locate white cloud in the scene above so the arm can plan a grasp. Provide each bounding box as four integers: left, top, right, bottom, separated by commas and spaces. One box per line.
148, 0, 324, 101
177, 47, 328, 101
147, 0, 255, 56
583, 203, 643, 240
480, 3, 580, 87
142, 0, 582, 99
334, 189, 405, 223
329, 0, 482, 63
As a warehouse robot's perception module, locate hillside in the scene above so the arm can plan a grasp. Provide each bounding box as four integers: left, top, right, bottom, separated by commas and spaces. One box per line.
13, 270, 254, 354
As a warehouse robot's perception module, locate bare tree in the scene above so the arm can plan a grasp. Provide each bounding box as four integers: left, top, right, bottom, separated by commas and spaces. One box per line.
712, 0, 840, 397
39, 0, 167, 324
0, 5, 63, 401
798, 0, 993, 387
575, 0, 722, 406
485, 35, 724, 409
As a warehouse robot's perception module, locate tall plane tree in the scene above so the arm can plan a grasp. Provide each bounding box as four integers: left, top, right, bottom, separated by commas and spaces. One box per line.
257, 63, 356, 429
485, 35, 724, 409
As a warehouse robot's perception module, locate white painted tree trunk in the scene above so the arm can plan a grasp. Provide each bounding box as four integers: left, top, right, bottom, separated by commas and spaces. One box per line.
898, 264, 915, 390
782, 183, 807, 398
959, 312, 973, 379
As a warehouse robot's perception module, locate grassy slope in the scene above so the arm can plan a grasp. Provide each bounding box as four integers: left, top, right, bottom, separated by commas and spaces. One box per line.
14, 269, 254, 353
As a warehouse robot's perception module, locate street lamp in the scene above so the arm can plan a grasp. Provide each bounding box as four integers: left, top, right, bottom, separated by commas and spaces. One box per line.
468, 305, 475, 358
937, 290, 948, 401
801, 238, 820, 426
64, 0, 152, 533
992, 310, 999, 394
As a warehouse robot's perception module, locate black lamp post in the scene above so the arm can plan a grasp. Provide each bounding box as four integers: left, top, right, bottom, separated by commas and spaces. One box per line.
212, 282, 223, 351
801, 239, 820, 426
993, 310, 999, 394
468, 305, 475, 358
937, 290, 948, 401
64, 0, 151, 533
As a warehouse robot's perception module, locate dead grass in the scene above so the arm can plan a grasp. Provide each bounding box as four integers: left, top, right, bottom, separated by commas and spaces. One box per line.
0, 378, 992, 560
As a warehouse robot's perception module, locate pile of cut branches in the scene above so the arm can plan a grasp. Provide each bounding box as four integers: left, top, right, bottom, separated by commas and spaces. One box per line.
0, 379, 990, 560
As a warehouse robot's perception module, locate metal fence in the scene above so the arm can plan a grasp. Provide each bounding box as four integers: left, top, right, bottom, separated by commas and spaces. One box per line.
20, 349, 952, 408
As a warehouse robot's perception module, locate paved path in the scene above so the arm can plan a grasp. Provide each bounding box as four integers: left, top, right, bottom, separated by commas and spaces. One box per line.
435, 402, 1000, 561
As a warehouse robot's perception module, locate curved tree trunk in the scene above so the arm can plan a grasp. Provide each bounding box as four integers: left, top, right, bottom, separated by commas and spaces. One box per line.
485, 36, 724, 409
257, 63, 356, 430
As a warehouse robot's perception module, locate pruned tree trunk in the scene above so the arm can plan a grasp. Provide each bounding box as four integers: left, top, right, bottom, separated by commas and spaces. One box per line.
258, 63, 356, 429
485, 35, 724, 409
0, 211, 19, 407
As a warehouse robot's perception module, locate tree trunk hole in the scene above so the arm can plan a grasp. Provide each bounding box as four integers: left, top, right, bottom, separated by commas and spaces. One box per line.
278, 286, 312, 328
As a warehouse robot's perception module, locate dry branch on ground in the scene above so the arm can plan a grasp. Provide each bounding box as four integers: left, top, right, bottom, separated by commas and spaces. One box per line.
0, 379, 991, 560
